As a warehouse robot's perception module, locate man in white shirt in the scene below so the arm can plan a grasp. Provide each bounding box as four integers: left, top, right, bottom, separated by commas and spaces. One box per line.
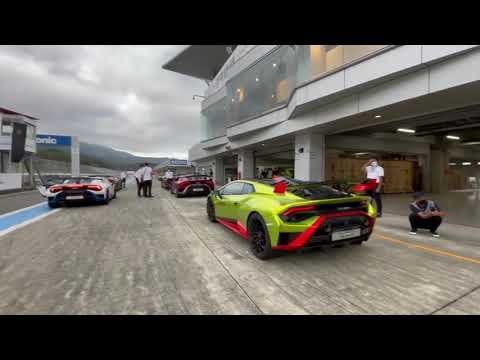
142, 162, 154, 198
165, 168, 173, 179
135, 164, 145, 197
362, 158, 384, 217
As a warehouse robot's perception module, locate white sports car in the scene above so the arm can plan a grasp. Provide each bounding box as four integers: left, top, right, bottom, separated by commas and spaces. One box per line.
45, 177, 115, 208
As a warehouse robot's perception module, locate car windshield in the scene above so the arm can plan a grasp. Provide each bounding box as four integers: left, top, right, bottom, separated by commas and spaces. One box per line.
254, 177, 351, 199
287, 183, 351, 200
63, 178, 101, 184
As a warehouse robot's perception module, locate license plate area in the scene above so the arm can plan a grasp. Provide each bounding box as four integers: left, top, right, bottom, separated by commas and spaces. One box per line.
66, 195, 84, 200
332, 228, 361, 241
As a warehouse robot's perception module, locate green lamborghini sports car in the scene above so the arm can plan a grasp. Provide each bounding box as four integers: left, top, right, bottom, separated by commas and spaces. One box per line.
206, 178, 377, 260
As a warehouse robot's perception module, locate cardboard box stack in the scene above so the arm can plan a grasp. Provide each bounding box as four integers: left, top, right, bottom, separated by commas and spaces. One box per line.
325, 157, 416, 194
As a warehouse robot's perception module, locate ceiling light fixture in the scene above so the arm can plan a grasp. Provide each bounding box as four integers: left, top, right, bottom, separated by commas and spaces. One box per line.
255, 78, 259, 82
397, 128, 416, 134
462, 162, 472, 166
446, 135, 460, 140
273, 63, 277, 67
448, 162, 457, 166
353, 152, 369, 156
374, 115, 382, 119
461, 141, 480, 146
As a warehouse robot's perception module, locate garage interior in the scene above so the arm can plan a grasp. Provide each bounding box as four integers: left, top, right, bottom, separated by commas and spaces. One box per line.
233, 102, 480, 227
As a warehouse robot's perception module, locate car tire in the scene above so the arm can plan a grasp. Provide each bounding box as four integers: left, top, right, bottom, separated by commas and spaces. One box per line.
48, 202, 59, 209
247, 213, 275, 260
207, 198, 217, 222
104, 191, 110, 205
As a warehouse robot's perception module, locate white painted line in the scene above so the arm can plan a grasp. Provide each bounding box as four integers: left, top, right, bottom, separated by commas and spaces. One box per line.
0, 208, 61, 238
0, 201, 47, 220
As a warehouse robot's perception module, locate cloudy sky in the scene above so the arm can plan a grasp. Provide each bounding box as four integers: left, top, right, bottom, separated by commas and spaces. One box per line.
0, 45, 205, 158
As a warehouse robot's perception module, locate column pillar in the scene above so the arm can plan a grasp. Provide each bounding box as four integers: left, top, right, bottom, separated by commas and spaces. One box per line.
294, 132, 325, 181
211, 156, 224, 187
430, 136, 449, 193
418, 153, 431, 193
71, 136, 80, 177
237, 150, 254, 180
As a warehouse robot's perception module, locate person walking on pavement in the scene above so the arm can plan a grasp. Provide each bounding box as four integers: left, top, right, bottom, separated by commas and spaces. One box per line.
135, 164, 145, 197
142, 162, 154, 198
120, 171, 127, 189
165, 168, 174, 180
362, 158, 384, 217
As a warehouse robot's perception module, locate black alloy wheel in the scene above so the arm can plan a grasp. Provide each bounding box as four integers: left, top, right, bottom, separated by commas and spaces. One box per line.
207, 198, 217, 222
247, 213, 275, 260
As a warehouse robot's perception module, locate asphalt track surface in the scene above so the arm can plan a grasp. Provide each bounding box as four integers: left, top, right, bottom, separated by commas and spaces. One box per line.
0, 181, 479, 314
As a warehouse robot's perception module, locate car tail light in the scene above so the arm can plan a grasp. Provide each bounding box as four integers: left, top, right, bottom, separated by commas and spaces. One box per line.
107, 178, 114, 183
50, 185, 63, 193
280, 206, 317, 223
86, 185, 102, 191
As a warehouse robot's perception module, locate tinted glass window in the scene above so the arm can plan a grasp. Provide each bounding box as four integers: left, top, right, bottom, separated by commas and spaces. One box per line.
63, 178, 99, 184
221, 182, 245, 195
242, 183, 255, 194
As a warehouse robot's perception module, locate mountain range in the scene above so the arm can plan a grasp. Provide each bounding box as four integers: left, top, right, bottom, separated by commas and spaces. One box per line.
79, 143, 170, 170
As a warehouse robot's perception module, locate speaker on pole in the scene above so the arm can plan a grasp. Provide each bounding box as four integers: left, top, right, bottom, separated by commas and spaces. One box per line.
11, 123, 27, 163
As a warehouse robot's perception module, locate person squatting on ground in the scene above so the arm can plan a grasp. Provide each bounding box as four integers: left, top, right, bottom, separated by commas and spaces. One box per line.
135, 164, 145, 197
409, 192, 445, 238
142, 162, 153, 198
362, 158, 384, 217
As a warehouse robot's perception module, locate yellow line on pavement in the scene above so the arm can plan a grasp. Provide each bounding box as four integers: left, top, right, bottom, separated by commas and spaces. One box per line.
375, 233, 480, 266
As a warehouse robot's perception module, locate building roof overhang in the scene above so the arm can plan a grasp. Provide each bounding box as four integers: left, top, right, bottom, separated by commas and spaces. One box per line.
0, 106, 39, 120
162, 45, 237, 80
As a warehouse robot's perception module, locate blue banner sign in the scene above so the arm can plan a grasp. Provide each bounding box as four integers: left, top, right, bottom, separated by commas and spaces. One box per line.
170, 159, 188, 166
36, 134, 72, 146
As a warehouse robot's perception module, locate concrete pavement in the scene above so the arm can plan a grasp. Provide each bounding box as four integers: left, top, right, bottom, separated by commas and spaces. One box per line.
0, 181, 479, 314
0, 190, 44, 216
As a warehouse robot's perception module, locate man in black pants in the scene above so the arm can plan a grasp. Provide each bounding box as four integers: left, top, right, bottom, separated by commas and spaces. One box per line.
142, 162, 153, 198
135, 164, 144, 197
362, 159, 384, 217
409, 192, 444, 237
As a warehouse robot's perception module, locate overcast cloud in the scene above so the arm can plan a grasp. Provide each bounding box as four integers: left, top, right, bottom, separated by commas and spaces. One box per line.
0, 45, 205, 158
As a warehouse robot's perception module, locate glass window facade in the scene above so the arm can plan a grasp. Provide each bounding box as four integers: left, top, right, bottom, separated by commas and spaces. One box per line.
1, 119, 13, 136
297, 45, 387, 84
226, 45, 297, 126
199, 45, 388, 140
200, 99, 227, 141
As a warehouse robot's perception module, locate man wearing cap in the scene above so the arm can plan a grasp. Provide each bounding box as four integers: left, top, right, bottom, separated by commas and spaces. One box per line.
409, 192, 445, 237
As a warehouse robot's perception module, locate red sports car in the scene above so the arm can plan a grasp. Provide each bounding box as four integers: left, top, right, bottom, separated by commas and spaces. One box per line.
161, 176, 177, 190
170, 175, 214, 197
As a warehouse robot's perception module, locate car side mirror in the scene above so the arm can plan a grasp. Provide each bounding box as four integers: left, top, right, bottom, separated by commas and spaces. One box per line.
215, 190, 223, 199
